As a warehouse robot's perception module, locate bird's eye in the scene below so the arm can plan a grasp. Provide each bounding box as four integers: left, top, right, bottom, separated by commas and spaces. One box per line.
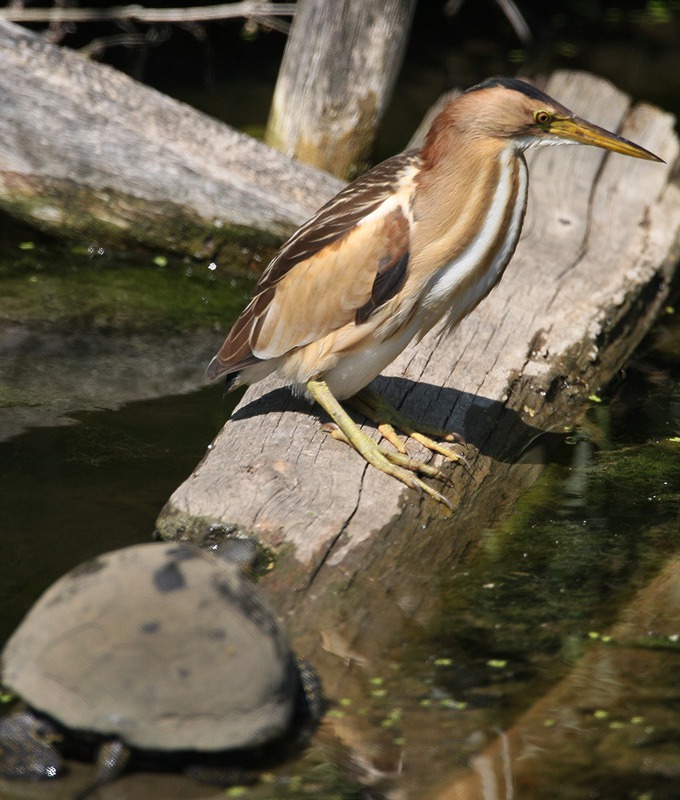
534, 110, 551, 125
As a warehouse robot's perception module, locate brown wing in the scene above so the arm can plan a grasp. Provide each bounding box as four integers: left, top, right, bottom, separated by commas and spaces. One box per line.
206, 150, 419, 381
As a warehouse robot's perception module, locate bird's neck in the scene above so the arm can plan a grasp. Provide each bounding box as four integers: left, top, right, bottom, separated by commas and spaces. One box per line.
412, 125, 523, 267
408, 126, 528, 333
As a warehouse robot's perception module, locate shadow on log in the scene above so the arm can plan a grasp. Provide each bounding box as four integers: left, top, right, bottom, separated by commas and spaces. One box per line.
155, 71, 680, 789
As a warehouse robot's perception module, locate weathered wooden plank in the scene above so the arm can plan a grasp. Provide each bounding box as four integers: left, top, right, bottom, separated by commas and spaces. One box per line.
156, 71, 680, 780
158, 71, 679, 567
0, 20, 343, 256
265, 0, 417, 178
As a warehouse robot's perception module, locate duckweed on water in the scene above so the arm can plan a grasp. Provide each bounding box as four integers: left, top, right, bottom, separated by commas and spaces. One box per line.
0, 226, 259, 333
409, 308, 680, 721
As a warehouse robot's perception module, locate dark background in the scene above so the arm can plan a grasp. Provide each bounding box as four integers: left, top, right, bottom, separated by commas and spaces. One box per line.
19, 0, 680, 153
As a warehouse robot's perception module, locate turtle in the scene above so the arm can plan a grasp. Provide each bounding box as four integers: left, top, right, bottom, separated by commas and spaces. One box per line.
0, 541, 322, 796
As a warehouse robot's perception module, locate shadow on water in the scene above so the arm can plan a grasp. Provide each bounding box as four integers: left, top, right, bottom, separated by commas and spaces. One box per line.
0, 386, 236, 645
1, 7, 680, 794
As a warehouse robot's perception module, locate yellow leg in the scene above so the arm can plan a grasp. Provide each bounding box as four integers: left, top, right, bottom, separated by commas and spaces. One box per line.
350, 386, 465, 462
307, 379, 453, 508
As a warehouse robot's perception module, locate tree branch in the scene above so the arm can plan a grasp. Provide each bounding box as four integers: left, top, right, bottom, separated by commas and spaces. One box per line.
0, 1, 297, 24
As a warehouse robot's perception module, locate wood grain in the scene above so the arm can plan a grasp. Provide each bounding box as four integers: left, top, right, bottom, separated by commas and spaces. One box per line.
265, 0, 417, 178
0, 21, 343, 255
157, 70, 680, 783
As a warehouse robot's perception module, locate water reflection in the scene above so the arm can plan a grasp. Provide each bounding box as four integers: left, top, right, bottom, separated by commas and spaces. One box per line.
1, 240, 679, 798
0, 387, 236, 644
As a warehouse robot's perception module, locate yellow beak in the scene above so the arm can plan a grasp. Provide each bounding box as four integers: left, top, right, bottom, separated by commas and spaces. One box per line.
550, 116, 663, 162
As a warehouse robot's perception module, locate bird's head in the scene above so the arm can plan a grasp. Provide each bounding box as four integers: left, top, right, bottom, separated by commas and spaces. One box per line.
452, 77, 662, 162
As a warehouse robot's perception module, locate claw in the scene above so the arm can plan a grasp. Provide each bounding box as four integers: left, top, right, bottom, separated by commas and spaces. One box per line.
309, 379, 458, 509
350, 386, 467, 464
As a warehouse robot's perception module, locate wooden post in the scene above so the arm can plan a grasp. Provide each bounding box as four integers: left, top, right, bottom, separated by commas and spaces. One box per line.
265, 0, 417, 178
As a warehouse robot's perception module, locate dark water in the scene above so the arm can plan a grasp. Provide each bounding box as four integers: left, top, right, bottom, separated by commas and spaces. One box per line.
0, 386, 238, 644
1, 5, 680, 798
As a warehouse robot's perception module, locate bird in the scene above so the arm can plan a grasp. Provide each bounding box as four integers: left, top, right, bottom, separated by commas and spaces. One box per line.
206, 77, 662, 505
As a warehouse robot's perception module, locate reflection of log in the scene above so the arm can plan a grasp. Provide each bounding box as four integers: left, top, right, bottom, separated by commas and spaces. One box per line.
265, 0, 417, 178
157, 72, 680, 784
0, 20, 342, 256
432, 553, 680, 800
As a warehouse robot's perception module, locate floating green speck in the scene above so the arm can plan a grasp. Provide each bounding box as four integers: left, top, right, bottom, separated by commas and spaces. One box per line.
226, 787, 249, 797
18, 241, 35, 250
153, 255, 168, 267
557, 41, 579, 57
439, 698, 467, 710
646, 0, 671, 23
588, 394, 602, 403
433, 658, 453, 666
487, 659, 507, 669
508, 49, 526, 64
593, 709, 609, 719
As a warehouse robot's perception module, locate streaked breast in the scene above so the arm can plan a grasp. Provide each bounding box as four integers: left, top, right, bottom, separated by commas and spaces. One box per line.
419, 144, 528, 334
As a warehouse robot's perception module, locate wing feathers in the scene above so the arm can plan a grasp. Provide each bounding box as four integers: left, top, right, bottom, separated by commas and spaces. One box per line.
355, 248, 410, 326
206, 151, 420, 382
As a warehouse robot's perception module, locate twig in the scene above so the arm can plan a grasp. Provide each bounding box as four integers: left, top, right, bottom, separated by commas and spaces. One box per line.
0, 1, 297, 24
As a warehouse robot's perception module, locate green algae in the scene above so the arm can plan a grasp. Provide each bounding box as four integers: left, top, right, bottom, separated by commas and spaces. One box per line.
0, 235, 257, 333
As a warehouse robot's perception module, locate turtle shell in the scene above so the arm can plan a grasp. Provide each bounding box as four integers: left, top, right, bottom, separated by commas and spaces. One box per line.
1, 543, 296, 752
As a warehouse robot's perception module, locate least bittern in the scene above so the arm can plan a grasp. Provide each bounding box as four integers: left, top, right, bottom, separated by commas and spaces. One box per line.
207, 77, 661, 504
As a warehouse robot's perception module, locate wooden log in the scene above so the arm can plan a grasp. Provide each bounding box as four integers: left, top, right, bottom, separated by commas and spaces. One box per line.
0, 20, 343, 257
265, 0, 417, 178
156, 71, 680, 781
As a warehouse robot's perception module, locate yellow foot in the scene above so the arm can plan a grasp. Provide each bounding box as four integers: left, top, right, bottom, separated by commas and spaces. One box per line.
349, 386, 466, 463
321, 424, 453, 509
307, 379, 455, 508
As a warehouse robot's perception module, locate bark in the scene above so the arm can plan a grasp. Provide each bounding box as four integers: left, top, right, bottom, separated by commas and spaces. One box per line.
265, 0, 417, 178
156, 71, 680, 788
0, 20, 343, 257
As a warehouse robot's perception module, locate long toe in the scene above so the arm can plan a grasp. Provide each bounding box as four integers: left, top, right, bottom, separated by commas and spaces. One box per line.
351, 387, 466, 460
322, 424, 452, 504
309, 379, 453, 507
